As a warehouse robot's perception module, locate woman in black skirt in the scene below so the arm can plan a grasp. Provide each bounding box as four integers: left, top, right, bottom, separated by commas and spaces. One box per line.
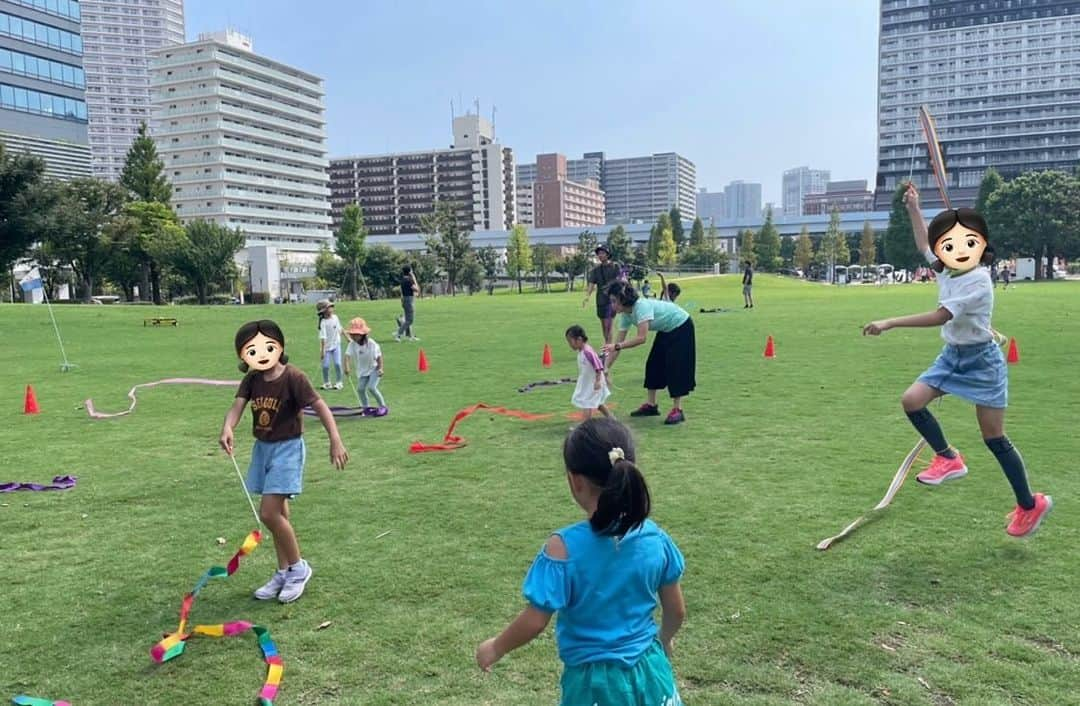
602, 281, 696, 425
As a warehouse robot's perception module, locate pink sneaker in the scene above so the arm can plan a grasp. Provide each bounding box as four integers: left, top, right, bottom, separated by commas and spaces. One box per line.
1006, 493, 1052, 537
916, 452, 968, 485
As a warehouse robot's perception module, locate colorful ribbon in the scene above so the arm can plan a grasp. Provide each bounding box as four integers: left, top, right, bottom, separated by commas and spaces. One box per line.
409, 403, 552, 453
151, 530, 283, 704
0, 476, 76, 493
12, 697, 70, 706
517, 378, 576, 393
918, 105, 951, 208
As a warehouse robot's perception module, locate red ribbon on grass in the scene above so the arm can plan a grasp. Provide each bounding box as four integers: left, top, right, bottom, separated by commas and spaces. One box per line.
409, 403, 552, 453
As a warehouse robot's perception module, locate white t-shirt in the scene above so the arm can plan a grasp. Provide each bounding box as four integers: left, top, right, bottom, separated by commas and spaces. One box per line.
319, 314, 342, 351
345, 338, 382, 375
924, 250, 994, 345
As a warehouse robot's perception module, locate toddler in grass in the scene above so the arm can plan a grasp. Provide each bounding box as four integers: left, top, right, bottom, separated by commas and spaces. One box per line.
476, 417, 686, 705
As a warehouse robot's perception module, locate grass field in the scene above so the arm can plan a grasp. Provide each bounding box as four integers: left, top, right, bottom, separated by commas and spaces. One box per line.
2, 275, 1079, 706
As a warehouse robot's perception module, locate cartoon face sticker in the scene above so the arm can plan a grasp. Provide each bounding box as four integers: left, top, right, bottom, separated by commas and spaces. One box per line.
239, 332, 283, 372
932, 222, 987, 273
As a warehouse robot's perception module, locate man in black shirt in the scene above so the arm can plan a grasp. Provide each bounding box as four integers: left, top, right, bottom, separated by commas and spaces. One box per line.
582, 244, 623, 344
742, 261, 754, 308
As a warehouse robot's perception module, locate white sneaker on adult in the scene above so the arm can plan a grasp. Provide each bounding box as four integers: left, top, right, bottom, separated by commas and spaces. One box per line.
253, 570, 286, 600
334, 381, 344, 390
278, 560, 313, 603
320, 382, 332, 390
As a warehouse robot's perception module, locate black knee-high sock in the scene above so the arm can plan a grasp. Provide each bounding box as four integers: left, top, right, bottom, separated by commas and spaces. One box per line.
905, 408, 956, 458
985, 436, 1035, 510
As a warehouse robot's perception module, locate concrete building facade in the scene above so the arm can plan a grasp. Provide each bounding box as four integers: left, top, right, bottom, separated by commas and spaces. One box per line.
695, 188, 725, 224
782, 166, 830, 216
723, 179, 762, 221
329, 113, 516, 236
527, 152, 605, 228
803, 179, 875, 215
601, 151, 696, 223
80, 0, 184, 180
0, 0, 91, 179
149, 30, 332, 259
876, 0, 1080, 209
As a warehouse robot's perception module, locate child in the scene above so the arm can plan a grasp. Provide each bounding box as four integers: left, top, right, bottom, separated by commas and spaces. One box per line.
476, 418, 686, 705
565, 325, 611, 420
641, 280, 653, 298
664, 282, 681, 302
219, 320, 349, 603
316, 299, 343, 390
342, 317, 387, 417
863, 183, 1051, 537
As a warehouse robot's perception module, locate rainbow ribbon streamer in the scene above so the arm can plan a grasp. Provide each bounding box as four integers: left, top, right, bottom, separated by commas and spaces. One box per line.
12, 697, 70, 706
150, 530, 283, 704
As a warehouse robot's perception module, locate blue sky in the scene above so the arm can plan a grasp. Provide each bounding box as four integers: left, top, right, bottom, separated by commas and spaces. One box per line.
185, 0, 881, 205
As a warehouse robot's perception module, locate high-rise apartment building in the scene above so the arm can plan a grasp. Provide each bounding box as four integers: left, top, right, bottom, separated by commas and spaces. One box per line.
782, 166, 829, 216
876, 1, 1080, 209
601, 152, 696, 223
329, 113, 516, 235
0, 0, 91, 180
516, 153, 602, 187
80, 0, 184, 181
722, 180, 762, 221
515, 183, 533, 225
696, 188, 725, 224
149, 30, 331, 257
530, 152, 604, 228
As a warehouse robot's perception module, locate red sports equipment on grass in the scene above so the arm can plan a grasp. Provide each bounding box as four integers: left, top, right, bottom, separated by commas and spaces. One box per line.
918, 104, 951, 208
409, 403, 551, 453
1007, 337, 1020, 364
763, 336, 775, 359
418, 348, 429, 372
24, 385, 39, 415
542, 343, 553, 368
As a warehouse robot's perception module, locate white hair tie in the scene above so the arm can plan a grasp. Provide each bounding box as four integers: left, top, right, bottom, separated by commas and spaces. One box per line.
608, 447, 625, 466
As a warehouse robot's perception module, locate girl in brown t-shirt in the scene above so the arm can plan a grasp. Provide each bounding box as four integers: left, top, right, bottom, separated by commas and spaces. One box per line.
220, 320, 349, 603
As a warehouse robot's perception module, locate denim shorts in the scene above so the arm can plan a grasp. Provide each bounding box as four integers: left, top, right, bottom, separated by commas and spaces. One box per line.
246, 437, 305, 496
917, 340, 1007, 409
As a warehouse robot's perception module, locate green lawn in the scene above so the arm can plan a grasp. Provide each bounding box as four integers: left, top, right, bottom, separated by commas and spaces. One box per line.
2, 275, 1079, 705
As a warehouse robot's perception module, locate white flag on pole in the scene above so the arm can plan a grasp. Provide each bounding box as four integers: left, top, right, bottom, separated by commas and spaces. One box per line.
19, 267, 43, 292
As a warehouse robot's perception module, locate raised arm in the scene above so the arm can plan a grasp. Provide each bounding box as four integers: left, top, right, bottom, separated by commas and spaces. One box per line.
905, 182, 930, 257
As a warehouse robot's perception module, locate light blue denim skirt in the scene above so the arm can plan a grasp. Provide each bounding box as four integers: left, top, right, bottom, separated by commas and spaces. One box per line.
917, 340, 1007, 409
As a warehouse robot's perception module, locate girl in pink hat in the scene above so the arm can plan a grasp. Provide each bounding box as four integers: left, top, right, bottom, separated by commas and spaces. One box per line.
343, 317, 387, 417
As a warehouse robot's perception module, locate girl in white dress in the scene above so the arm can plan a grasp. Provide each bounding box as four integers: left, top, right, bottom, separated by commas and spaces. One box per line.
566, 325, 611, 420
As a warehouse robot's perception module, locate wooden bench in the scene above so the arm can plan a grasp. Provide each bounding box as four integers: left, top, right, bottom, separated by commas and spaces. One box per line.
144, 317, 178, 327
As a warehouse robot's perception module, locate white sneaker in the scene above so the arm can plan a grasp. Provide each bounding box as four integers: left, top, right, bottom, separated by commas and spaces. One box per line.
334, 382, 343, 390
320, 382, 332, 390
254, 570, 286, 600
278, 560, 312, 603
393, 334, 401, 342
409, 336, 421, 342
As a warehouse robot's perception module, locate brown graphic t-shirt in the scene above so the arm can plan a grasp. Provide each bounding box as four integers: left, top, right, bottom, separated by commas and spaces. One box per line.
236, 365, 320, 442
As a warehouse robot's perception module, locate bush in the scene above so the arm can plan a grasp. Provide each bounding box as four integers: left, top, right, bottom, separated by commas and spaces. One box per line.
1069, 264, 1080, 275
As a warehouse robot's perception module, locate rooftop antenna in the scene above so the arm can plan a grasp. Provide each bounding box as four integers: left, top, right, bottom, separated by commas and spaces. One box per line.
474, 97, 480, 117
491, 104, 497, 138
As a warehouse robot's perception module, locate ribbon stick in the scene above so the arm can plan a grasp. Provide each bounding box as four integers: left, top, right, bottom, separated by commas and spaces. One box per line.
85, 378, 238, 419
409, 403, 552, 453
817, 439, 928, 550
918, 105, 951, 209
0, 476, 76, 493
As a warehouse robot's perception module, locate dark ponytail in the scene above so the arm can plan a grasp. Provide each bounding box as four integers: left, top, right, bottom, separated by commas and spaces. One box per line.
563, 418, 651, 537
606, 280, 639, 309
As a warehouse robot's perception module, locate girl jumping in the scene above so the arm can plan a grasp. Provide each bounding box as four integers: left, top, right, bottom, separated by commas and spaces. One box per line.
863, 183, 1051, 537
476, 418, 686, 705
566, 325, 611, 421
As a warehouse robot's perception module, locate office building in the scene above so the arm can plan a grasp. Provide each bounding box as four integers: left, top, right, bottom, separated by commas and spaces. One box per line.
696, 188, 725, 224
530, 152, 604, 228
803, 179, 875, 215
876, 0, 1080, 209
0, 0, 91, 179
149, 30, 331, 258
722, 180, 762, 221
329, 113, 516, 235
600, 151, 696, 223
782, 166, 829, 216
80, 0, 184, 180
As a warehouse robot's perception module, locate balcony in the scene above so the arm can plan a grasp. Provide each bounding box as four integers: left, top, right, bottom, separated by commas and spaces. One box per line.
219, 103, 325, 140
175, 186, 330, 211
156, 118, 325, 153
181, 204, 331, 225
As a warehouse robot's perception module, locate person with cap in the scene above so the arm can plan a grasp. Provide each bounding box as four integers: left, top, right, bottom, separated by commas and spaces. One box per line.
316, 299, 344, 390
343, 317, 387, 417
582, 244, 624, 345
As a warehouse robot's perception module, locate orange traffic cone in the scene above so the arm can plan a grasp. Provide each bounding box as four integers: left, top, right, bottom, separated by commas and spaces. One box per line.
418, 348, 429, 373
24, 384, 39, 414
542, 343, 553, 368
763, 335, 775, 359
1007, 337, 1019, 364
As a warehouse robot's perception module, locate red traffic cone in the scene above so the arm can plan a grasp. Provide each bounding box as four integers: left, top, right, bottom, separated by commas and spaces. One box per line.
418, 348, 429, 373
542, 343, 553, 368
1007, 337, 1019, 364
763, 335, 775, 359
24, 384, 40, 414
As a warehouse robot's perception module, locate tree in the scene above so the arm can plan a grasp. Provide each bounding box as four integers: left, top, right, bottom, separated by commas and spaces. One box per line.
361, 244, 405, 296
506, 224, 532, 293
859, 221, 877, 266
738, 228, 757, 267
780, 235, 796, 266
794, 226, 814, 273
335, 203, 368, 299
679, 225, 729, 271
48, 178, 129, 301
314, 244, 348, 290
459, 253, 484, 294
975, 167, 1004, 215
754, 206, 782, 271
606, 224, 633, 263
884, 181, 921, 269
162, 220, 244, 304
412, 252, 439, 295
120, 122, 171, 203
476, 245, 500, 294
835, 228, 851, 266
984, 169, 1080, 280
533, 244, 554, 291
669, 206, 685, 248
0, 146, 53, 272
689, 217, 706, 248
648, 212, 673, 265
818, 208, 846, 280
657, 226, 677, 266
104, 201, 183, 301
421, 200, 471, 295
564, 231, 595, 291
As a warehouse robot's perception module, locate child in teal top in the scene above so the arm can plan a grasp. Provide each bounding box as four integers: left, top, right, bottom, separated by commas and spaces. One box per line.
476, 418, 686, 705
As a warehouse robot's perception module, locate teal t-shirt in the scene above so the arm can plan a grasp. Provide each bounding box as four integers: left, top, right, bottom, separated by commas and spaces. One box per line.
618, 298, 690, 333
522, 519, 685, 667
